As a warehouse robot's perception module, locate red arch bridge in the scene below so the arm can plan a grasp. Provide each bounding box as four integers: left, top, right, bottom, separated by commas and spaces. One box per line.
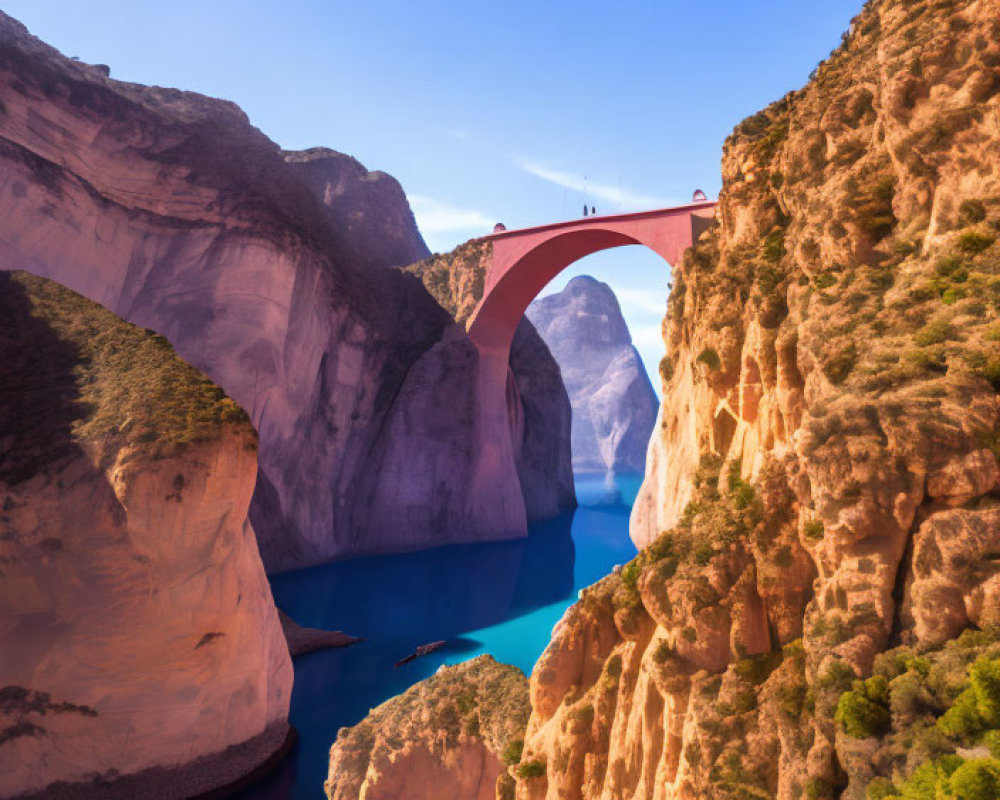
463, 198, 717, 532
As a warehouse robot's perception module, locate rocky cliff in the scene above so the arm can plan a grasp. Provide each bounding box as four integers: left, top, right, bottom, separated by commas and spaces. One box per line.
283, 147, 430, 272
0, 272, 292, 799
326, 656, 530, 800
512, 1, 1000, 798
526, 276, 659, 473
0, 12, 571, 571
404, 240, 577, 522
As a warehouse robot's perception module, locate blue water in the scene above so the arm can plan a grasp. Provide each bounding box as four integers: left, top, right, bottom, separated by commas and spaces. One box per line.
240, 472, 640, 799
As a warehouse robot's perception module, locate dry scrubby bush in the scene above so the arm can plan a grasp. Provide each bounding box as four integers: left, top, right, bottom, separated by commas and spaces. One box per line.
0, 271, 253, 487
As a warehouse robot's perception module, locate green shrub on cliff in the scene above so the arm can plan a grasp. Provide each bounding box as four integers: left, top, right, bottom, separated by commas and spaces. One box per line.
659, 356, 674, 384
823, 342, 858, 384
697, 347, 722, 371
762, 228, 787, 263
938, 659, 1000, 740
837, 676, 892, 738
958, 230, 995, 254
502, 738, 524, 766
913, 318, 956, 346
852, 169, 897, 241
516, 759, 546, 779
803, 519, 825, 541
620, 532, 678, 599
876, 756, 1000, 800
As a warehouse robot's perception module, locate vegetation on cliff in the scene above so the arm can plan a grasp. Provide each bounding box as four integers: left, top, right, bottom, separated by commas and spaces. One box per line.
325, 655, 529, 800
402, 238, 491, 325
516, 0, 1000, 798
0, 271, 253, 484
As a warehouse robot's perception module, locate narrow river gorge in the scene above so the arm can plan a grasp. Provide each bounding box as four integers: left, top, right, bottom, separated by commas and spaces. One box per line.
240, 473, 641, 799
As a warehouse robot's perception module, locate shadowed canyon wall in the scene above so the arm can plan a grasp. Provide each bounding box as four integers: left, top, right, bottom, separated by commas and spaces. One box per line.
403, 239, 577, 523
0, 272, 292, 800
0, 12, 573, 572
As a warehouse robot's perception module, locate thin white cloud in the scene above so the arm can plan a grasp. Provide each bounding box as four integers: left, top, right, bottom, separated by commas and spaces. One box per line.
408, 195, 495, 234
616, 288, 667, 316
445, 128, 468, 140
630, 322, 665, 350
512, 157, 676, 209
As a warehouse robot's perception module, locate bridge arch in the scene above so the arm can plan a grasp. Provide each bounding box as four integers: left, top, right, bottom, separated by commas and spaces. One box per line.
468, 202, 716, 356
462, 201, 716, 539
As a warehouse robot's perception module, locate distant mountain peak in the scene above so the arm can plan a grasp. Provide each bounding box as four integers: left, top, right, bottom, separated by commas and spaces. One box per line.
526, 275, 658, 473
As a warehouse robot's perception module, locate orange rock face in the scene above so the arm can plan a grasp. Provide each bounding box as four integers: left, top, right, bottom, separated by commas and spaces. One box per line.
516, 0, 1000, 797
0, 273, 292, 799
325, 656, 530, 800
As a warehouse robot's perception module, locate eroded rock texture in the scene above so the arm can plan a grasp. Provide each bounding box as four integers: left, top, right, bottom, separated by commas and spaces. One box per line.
325, 655, 530, 800
514, 1, 1000, 798
0, 272, 292, 799
527, 276, 659, 473
0, 12, 571, 571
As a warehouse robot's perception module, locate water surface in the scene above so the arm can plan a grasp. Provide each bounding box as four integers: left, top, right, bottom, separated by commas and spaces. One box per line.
241, 471, 639, 799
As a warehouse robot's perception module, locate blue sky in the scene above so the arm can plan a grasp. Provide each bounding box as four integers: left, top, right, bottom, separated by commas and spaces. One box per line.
5, 0, 863, 385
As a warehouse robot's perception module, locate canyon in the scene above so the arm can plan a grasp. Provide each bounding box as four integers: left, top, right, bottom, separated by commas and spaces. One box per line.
0, 11, 574, 574
526, 275, 659, 474
3, 0, 1000, 798
327, 1, 1000, 799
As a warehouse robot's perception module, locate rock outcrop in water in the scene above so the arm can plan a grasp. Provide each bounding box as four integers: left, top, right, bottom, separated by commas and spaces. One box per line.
326, 655, 530, 800
0, 12, 572, 571
526, 276, 658, 473
0, 272, 292, 800
510, 1, 1000, 798
278, 609, 361, 657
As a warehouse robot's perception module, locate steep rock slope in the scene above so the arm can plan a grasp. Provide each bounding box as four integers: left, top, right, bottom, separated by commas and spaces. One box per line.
283, 147, 430, 271
325, 655, 530, 800
0, 272, 292, 799
404, 240, 577, 521
513, 1, 1000, 798
526, 276, 658, 473
0, 12, 568, 570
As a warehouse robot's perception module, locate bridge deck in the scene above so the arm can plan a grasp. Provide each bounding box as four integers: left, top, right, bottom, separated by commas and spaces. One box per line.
482, 200, 717, 241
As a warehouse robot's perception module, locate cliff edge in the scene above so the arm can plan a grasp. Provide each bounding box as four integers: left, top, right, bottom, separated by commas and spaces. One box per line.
325, 655, 530, 800
0, 272, 292, 799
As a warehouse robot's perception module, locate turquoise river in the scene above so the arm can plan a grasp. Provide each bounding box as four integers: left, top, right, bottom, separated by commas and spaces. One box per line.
240, 471, 641, 799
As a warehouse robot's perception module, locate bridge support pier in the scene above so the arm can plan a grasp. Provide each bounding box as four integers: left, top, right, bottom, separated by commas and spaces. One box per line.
468, 342, 528, 537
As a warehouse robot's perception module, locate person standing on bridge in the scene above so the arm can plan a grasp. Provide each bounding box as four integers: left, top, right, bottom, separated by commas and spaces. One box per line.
582, 204, 588, 217
591, 206, 596, 216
